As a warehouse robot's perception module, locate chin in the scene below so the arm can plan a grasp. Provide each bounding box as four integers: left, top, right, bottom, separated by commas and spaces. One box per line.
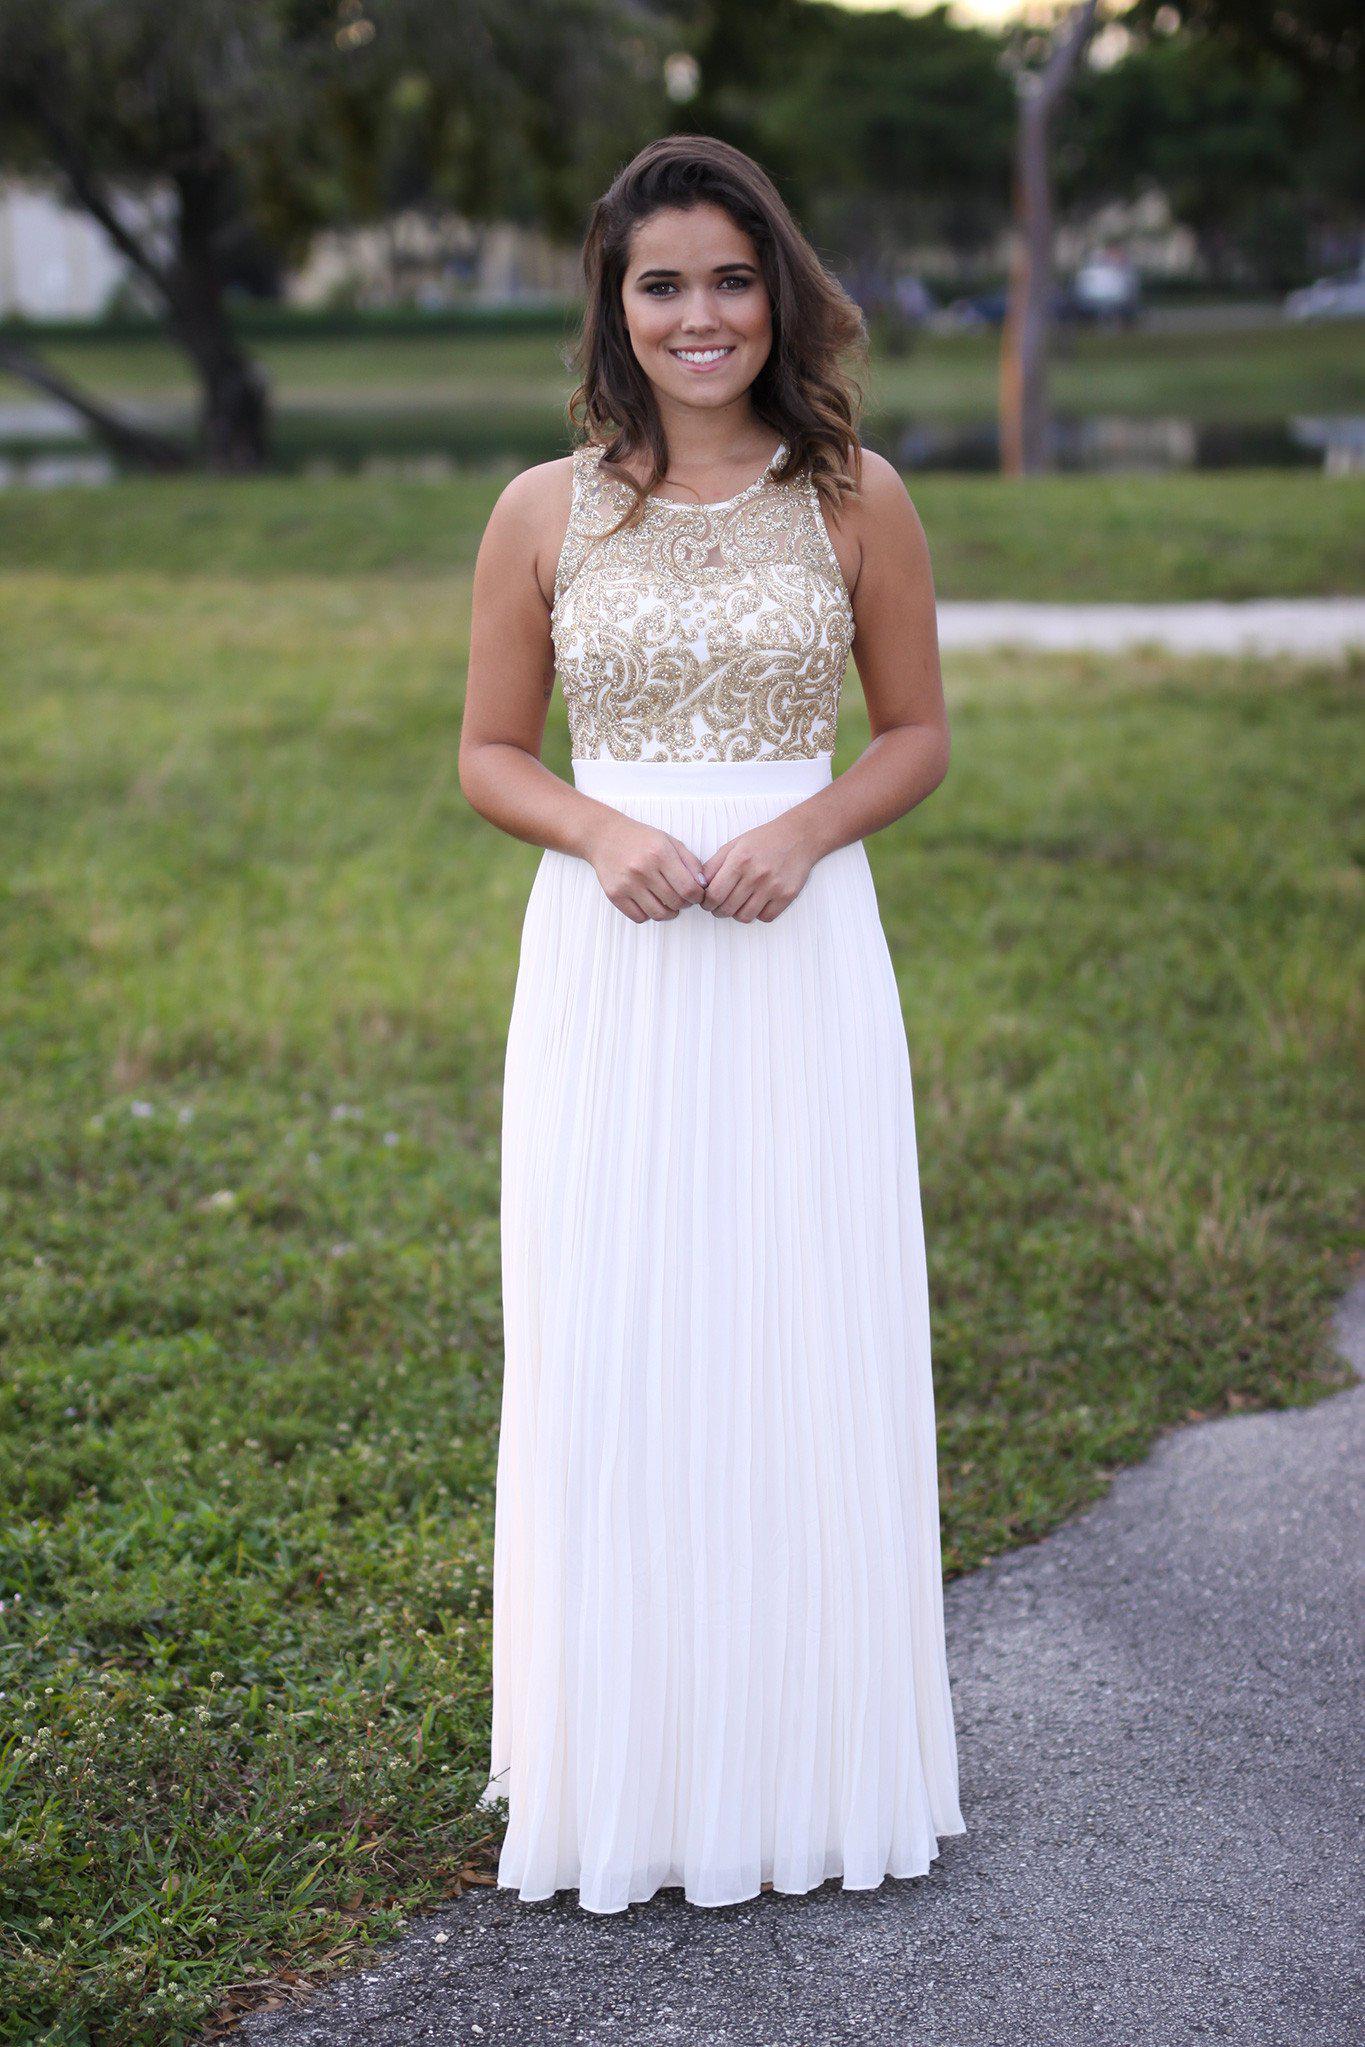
658, 364, 749, 399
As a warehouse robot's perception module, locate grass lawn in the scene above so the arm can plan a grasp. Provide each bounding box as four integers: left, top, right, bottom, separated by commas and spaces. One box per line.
1, 469, 1362, 599
0, 484, 1362, 2043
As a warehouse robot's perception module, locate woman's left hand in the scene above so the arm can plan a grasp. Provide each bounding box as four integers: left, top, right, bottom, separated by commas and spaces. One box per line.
700, 817, 820, 922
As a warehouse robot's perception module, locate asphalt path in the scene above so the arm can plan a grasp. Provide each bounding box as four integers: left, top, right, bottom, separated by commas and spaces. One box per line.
936, 597, 1365, 659
235, 1271, 1365, 2047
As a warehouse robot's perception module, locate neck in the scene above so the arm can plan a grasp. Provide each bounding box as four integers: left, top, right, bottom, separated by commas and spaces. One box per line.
650, 395, 776, 475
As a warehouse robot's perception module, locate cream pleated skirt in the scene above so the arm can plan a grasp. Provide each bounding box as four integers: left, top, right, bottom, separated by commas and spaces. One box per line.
478, 753, 964, 1912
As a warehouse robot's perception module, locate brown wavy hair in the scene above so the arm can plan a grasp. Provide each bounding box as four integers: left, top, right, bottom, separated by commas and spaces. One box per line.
566, 134, 867, 530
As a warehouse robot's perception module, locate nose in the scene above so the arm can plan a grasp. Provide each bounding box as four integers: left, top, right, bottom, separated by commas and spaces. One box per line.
676, 290, 722, 334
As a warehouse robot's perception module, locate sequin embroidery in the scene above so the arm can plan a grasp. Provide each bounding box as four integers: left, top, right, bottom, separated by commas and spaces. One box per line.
551, 441, 855, 763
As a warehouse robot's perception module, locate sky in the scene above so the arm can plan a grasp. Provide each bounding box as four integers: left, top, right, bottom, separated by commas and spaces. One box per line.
835, 0, 1063, 24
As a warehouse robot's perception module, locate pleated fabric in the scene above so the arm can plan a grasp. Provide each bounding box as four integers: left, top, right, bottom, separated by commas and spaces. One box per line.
478, 752, 965, 1912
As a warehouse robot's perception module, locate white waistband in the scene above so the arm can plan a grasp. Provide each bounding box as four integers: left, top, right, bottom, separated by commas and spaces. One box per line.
572, 753, 832, 797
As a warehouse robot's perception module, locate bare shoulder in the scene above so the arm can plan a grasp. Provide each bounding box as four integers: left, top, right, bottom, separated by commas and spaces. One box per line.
847, 446, 925, 531
846, 445, 931, 576
477, 454, 577, 608
485, 452, 575, 534
822, 445, 930, 603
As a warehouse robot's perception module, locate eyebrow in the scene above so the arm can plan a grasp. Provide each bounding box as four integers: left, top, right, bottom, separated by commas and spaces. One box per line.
633, 262, 758, 281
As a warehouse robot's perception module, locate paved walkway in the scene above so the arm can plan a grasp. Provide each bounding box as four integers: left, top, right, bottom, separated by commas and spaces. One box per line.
937, 597, 1365, 659
236, 1273, 1365, 2047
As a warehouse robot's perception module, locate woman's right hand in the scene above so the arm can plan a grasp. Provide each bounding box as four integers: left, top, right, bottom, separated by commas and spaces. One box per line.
586, 814, 708, 923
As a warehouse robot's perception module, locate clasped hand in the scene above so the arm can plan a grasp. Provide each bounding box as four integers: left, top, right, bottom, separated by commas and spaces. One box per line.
589, 814, 816, 925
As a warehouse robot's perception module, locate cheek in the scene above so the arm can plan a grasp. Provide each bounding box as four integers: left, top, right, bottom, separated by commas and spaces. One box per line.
735, 294, 773, 344
624, 297, 672, 351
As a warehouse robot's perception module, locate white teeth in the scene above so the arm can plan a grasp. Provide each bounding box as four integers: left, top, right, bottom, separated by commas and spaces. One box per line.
672, 347, 732, 364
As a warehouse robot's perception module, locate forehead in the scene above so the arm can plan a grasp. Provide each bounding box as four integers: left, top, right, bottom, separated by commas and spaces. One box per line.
624, 203, 758, 273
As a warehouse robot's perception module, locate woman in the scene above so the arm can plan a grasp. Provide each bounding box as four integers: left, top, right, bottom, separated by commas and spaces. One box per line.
459, 134, 964, 1914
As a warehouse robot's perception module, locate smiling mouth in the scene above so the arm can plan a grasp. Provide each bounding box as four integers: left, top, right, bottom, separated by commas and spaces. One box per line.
669, 346, 735, 366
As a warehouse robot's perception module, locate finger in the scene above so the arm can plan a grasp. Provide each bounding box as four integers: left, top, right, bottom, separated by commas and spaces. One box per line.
731, 864, 782, 922
701, 871, 731, 915
661, 844, 707, 906
733, 882, 770, 923
700, 838, 734, 887
649, 874, 690, 913
611, 884, 668, 923
632, 852, 690, 915
634, 883, 678, 921
668, 834, 708, 892
704, 861, 747, 917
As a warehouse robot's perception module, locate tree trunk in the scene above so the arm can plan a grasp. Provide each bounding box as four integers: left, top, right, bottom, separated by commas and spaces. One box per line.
164, 165, 272, 472
0, 338, 190, 472
169, 296, 271, 472
23, 95, 271, 472
1000, 80, 1054, 475
999, 0, 1098, 477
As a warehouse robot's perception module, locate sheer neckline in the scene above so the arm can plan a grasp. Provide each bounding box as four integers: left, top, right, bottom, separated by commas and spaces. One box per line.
599, 440, 787, 513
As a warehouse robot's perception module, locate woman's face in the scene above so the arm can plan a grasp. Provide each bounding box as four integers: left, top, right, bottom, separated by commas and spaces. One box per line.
619, 202, 772, 414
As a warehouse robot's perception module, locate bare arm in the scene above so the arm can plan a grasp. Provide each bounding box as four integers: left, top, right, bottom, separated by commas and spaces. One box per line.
789, 448, 950, 861
699, 449, 949, 922
457, 462, 609, 858
457, 464, 708, 922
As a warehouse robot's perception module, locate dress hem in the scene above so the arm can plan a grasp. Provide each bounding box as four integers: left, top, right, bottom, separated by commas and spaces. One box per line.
494, 1819, 969, 1916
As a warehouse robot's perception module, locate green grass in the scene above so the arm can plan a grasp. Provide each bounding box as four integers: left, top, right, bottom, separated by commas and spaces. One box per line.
867, 313, 1365, 420
0, 469, 1361, 598
0, 509, 1362, 2041
5, 316, 1361, 423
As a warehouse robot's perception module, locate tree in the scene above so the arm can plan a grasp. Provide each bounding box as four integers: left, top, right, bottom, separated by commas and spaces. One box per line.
1125, 0, 1362, 108
999, 1, 1099, 476
1109, 0, 1364, 278
743, 2, 1014, 280
0, 0, 666, 471
1070, 30, 1317, 285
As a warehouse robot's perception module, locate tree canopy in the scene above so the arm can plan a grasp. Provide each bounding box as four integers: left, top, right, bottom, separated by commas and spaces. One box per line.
0, 0, 667, 464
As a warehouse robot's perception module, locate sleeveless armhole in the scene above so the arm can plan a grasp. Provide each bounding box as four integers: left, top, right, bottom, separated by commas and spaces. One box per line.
552, 446, 592, 610
802, 472, 855, 608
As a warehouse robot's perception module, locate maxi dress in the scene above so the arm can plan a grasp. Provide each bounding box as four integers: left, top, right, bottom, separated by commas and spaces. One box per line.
477, 439, 965, 1912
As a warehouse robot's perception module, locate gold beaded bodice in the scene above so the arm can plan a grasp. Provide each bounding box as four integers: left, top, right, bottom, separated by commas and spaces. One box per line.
551, 440, 855, 763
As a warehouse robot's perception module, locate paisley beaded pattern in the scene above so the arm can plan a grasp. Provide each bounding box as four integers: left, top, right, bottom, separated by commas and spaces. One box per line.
551, 440, 855, 763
